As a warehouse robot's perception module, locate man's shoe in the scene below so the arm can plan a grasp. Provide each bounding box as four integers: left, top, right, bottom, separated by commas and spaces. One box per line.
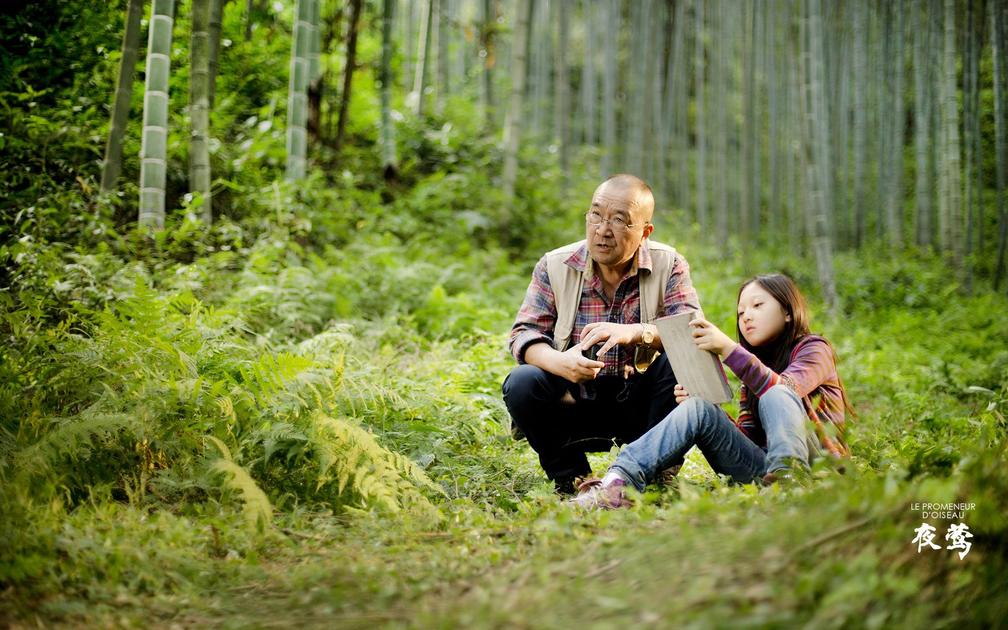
568, 478, 632, 510
658, 464, 681, 487
554, 476, 577, 496
761, 470, 785, 486
761, 467, 809, 487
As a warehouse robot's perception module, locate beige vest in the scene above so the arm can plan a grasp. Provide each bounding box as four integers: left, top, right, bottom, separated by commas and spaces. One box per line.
546, 239, 678, 351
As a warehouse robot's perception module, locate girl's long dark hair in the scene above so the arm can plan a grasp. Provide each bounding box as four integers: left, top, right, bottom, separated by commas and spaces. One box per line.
736, 274, 855, 417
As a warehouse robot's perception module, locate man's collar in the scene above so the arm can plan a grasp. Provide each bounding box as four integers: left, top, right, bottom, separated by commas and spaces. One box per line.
637, 239, 654, 272
565, 239, 654, 274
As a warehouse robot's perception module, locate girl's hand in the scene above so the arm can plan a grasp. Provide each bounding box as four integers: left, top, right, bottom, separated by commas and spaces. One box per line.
689, 317, 737, 359
674, 383, 690, 404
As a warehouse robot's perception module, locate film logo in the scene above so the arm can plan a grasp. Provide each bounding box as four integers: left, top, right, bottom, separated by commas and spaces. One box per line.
910, 502, 975, 560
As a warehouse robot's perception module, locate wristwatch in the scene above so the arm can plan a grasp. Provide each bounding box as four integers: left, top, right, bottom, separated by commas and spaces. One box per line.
640, 322, 655, 346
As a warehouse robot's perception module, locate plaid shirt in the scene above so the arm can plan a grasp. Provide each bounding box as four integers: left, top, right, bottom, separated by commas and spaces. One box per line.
508, 239, 701, 377
724, 335, 849, 457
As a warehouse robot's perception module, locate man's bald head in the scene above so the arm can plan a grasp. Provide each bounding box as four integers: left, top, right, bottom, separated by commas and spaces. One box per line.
585, 174, 656, 269
594, 174, 655, 223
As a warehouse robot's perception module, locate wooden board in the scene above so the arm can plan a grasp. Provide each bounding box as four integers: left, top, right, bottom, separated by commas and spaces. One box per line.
653, 311, 733, 404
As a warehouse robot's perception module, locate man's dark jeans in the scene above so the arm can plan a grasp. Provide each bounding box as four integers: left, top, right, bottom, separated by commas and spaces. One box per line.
501, 353, 679, 484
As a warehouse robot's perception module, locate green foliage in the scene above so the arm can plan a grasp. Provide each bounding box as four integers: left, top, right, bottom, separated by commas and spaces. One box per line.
0, 235, 466, 514
0, 0, 116, 211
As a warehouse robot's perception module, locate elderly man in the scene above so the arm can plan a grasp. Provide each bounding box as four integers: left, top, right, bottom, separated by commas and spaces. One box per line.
503, 174, 701, 494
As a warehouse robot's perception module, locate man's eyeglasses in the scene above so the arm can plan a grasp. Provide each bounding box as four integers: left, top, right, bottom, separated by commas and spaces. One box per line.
585, 210, 646, 233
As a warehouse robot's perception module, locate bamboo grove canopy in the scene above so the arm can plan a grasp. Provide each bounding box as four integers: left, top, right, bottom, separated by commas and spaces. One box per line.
90, 0, 1008, 296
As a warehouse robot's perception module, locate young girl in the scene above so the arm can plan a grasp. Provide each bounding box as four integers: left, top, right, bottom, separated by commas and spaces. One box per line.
572, 273, 853, 509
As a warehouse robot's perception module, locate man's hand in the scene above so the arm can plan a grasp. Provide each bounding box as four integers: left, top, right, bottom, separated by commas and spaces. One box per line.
689, 317, 737, 359
579, 322, 640, 358
523, 343, 604, 384
674, 383, 690, 405
555, 345, 605, 383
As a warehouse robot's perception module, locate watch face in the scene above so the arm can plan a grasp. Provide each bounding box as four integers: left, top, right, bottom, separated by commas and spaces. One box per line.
642, 326, 653, 344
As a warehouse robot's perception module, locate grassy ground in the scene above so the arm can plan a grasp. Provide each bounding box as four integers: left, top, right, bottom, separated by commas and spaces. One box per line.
3, 222, 1008, 628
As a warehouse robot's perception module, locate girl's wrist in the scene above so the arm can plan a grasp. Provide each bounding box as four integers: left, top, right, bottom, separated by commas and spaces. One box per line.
719, 342, 738, 360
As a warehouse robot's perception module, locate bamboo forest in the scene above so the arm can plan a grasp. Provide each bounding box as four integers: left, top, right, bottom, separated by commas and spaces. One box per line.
3, 0, 1008, 626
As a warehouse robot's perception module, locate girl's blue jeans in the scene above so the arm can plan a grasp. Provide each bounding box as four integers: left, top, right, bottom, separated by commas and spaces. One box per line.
611, 384, 821, 491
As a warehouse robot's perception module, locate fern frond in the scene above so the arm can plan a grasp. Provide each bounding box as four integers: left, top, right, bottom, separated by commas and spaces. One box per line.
240, 351, 317, 408
261, 422, 308, 463
16, 413, 135, 475
215, 396, 236, 423
309, 413, 441, 513
296, 325, 355, 357
388, 450, 446, 496
212, 459, 272, 529
205, 435, 233, 461
331, 361, 407, 417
